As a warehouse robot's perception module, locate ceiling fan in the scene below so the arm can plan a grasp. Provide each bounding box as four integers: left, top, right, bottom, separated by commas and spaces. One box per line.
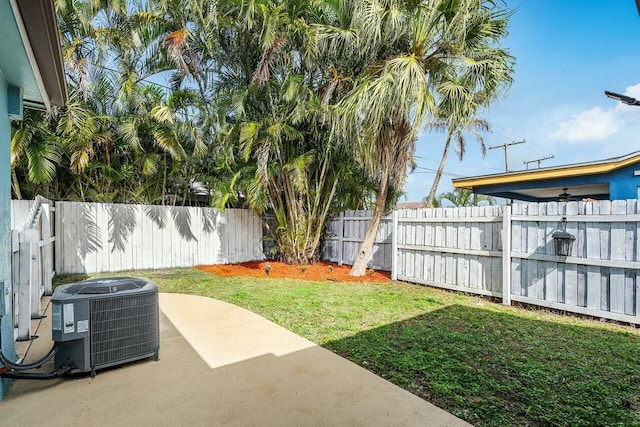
558, 188, 572, 202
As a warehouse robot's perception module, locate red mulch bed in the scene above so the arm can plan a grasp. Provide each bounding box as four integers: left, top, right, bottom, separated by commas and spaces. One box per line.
197, 261, 390, 283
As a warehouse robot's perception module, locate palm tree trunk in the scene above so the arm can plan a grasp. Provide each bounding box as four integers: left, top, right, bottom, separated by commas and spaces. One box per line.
349, 174, 389, 276
426, 131, 453, 207
11, 169, 22, 199
161, 154, 167, 205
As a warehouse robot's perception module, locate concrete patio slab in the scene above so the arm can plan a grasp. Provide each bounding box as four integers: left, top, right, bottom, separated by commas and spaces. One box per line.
0, 293, 469, 427
159, 294, 317, 368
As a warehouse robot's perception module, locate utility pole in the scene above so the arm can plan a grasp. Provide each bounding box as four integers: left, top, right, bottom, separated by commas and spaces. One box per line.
524, 155, 554, 169
489, 139, 526, 172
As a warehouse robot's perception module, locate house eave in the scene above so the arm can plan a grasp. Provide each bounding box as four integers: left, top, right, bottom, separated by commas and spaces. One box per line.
10, 0, 67, 108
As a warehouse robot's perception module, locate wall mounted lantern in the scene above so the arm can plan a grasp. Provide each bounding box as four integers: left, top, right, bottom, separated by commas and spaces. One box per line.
558, 188, 571, 203
552, 217, 575, 257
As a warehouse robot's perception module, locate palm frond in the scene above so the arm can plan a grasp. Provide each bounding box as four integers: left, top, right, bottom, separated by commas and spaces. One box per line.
153, 127, 186, 159
25, 139, 62, 183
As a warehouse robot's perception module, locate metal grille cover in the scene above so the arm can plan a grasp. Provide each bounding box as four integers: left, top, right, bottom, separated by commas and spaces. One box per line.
90, 292, 159, 367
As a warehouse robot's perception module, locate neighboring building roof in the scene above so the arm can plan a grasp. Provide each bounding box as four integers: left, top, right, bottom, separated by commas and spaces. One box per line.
454, 151, 640, 189
452, 151, 640, 202
2, 0, 67, 108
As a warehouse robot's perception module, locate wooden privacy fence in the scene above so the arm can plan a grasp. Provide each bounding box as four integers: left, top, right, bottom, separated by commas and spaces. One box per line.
11, 199, 640, 324
54, 202, 263, 274
323, 210, 394, 270
322, 200, 640, 324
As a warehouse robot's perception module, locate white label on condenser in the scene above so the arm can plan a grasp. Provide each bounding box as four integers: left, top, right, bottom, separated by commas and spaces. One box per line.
52, 304, 61, 331
77, 320, 89, 333
63, 304, 75, 334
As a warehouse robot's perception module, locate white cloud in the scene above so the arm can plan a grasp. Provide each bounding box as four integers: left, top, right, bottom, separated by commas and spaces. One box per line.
550, 83, 640, 143
625, 83, 640, 97
550, 107, 623, 142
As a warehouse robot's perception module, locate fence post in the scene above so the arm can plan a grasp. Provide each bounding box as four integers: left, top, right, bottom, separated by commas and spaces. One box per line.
337, 212, 344, 266
17, 241, 32, 341
391, 210, 399, 281
41, 201, 53, 295
502, 204, 512, 305
11, 230, 18, 333
23, 228, 42, 319
54, 201, 61, 274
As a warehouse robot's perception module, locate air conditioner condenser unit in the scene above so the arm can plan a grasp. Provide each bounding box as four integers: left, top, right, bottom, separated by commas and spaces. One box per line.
51, 277, 159, 376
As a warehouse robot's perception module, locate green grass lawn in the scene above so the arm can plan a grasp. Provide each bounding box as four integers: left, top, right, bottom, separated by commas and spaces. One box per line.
56, 269, 640, 426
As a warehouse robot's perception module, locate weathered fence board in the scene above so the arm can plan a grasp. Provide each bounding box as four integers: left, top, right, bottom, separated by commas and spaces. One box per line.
10, 200, 33, 230
54, 202, 263, 274
16, 241, 32, 340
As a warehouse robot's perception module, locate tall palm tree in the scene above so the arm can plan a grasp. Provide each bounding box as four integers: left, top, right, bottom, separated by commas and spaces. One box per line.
213, 0, 363, 264
314, 0, 514, 275
424, 116, 490, 208
424, 35, 510, 208
153, 0, 357, 263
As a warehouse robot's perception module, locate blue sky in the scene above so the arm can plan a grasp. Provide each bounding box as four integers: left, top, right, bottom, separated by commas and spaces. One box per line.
403, 0, 640, 202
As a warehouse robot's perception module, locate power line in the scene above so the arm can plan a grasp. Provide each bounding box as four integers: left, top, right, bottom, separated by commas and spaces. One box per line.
413, 155, 441, 164
414, 156, 506, 173
491, 122, 571, 165
411, 166, 463, 177
491, 124, 526, 144
492, 127, 547, 163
